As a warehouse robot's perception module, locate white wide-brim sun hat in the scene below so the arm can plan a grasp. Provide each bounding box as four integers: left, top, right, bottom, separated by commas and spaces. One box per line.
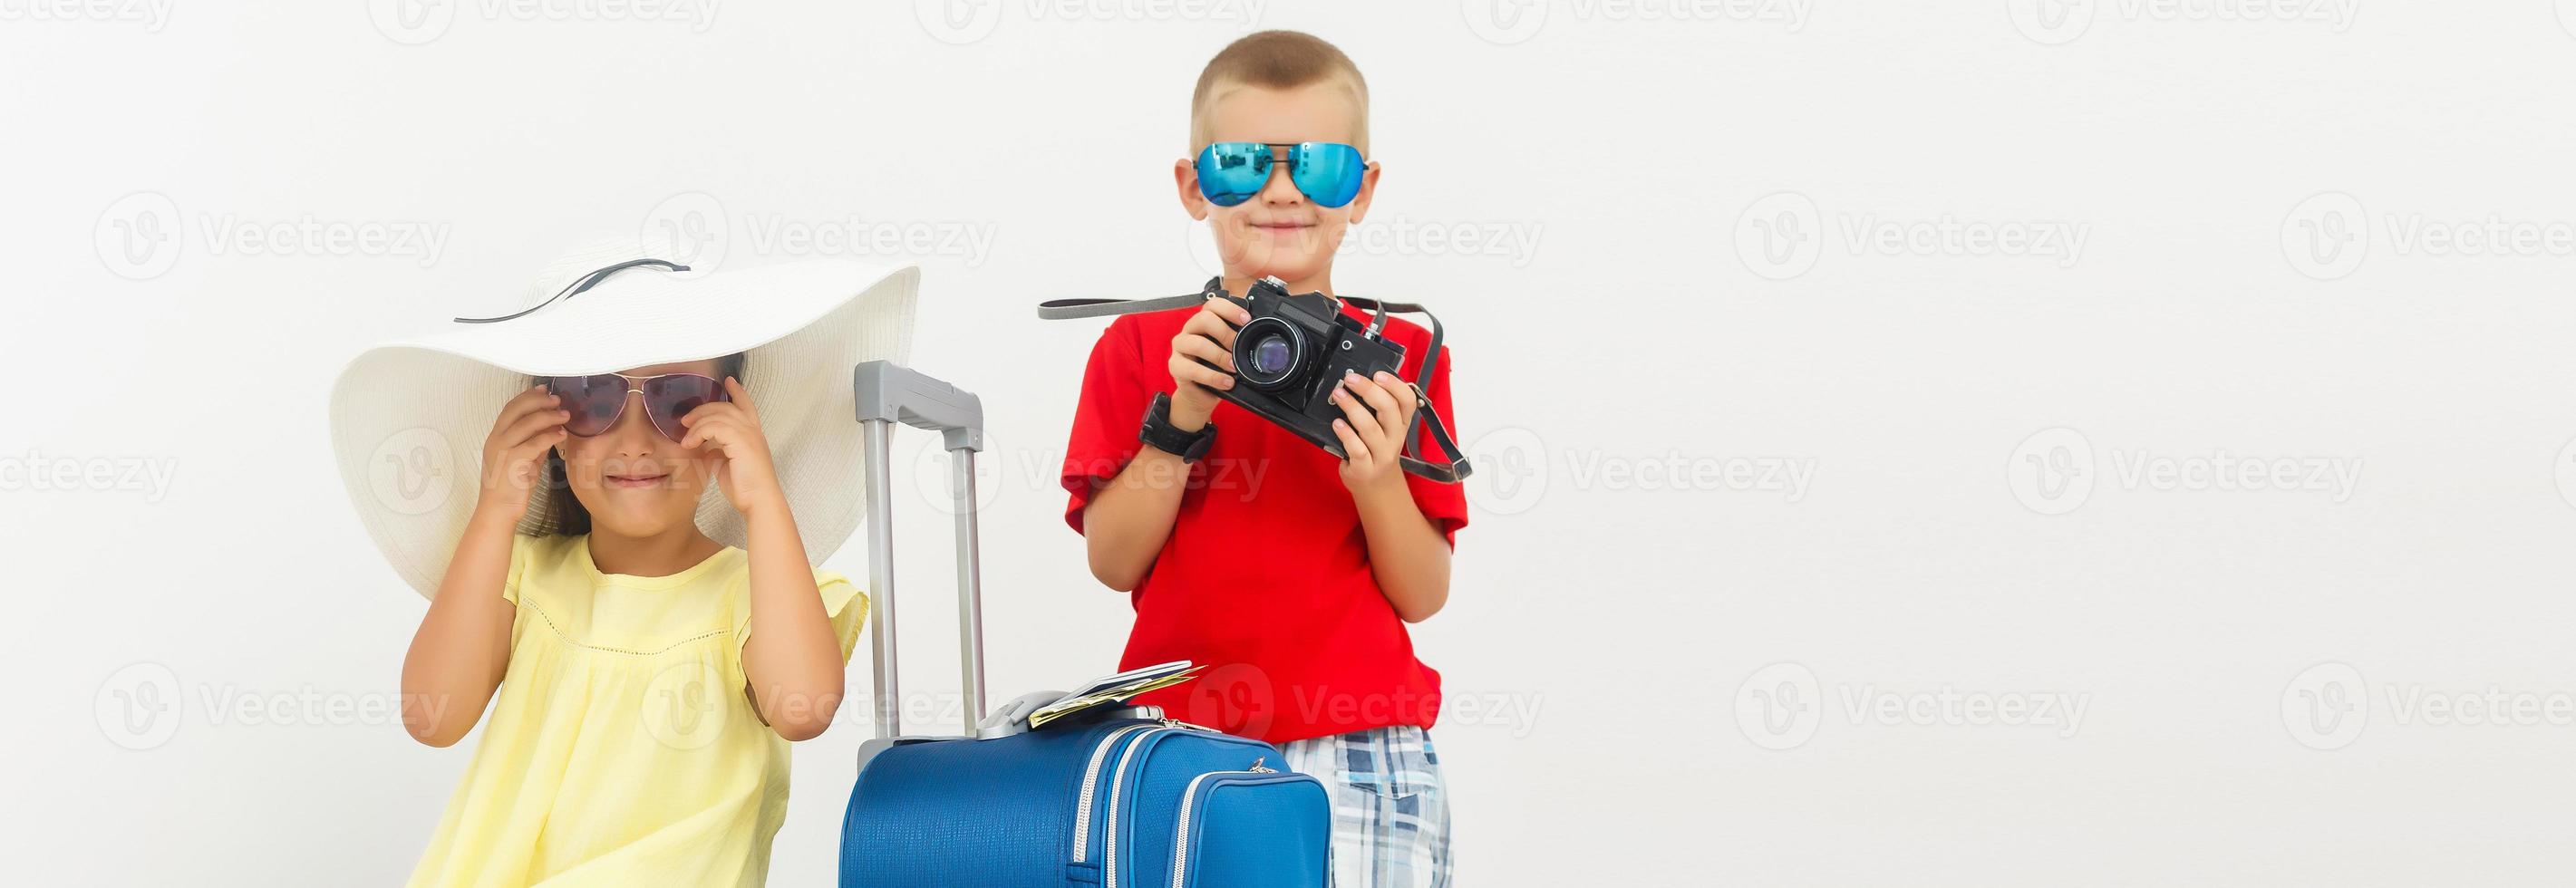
330, 236, 917, 598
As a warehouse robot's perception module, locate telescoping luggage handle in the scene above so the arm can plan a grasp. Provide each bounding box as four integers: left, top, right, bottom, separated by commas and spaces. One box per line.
851, 360, 987, 744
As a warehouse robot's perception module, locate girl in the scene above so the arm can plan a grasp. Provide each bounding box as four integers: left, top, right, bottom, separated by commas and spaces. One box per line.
329, 239, 921, 885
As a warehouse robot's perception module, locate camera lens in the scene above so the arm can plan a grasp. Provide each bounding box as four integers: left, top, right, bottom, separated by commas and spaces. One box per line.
1233, 317, 1306, 390
1249, 334, 1293, 378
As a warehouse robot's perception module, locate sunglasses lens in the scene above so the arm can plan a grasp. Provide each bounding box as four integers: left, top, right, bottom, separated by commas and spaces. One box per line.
1195, 142, 1271, 207
1291, 142, 1364, 208
644, 374, 725, 441
549, 375, 625, 436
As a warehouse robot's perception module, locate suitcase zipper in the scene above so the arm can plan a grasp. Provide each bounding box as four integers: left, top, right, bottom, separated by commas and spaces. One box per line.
1070, 723, 1159, 864
1100, 727, 1175, 885
1099, 719, 1225, 885
1167, 768, 1287, 888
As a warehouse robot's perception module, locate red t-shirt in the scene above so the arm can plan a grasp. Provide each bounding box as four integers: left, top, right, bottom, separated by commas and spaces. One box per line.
1060, 303, 1467, 745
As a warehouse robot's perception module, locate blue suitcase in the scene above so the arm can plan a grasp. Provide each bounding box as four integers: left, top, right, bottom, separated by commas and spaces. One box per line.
837, 362, 1332, 888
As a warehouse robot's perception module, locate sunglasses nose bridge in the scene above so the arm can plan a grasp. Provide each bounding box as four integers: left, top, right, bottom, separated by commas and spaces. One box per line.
605, 390, 659, 448
571, 382, 658, 448
1256, 159, 1308, 203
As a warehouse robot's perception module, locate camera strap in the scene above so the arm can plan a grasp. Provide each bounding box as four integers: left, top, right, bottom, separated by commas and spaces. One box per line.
1039, 279, 1475, 484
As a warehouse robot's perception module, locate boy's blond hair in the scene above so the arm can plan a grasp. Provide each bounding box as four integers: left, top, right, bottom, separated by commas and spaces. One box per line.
1189, 30, 1370, 153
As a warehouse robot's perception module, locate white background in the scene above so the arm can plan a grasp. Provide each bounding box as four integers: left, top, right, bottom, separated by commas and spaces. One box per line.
9, 0, 2576, 884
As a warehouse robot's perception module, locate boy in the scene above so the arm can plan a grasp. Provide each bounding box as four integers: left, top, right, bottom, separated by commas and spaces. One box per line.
1059, 30, 1465, 888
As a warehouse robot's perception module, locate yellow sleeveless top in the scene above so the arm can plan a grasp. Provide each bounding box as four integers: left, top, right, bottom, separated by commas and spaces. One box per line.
406, 534, 867, 887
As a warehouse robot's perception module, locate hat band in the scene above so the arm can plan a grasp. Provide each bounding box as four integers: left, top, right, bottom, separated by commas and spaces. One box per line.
452, 258, 692, 324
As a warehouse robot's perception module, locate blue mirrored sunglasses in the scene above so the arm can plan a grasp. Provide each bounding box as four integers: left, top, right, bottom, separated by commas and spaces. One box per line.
1193, 141, 1367, 208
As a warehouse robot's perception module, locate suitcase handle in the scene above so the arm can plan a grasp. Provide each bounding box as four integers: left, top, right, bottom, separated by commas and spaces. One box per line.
852, 360, 986, 742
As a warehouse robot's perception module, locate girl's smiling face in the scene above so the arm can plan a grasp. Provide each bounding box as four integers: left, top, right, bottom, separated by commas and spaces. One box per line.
553, 359, 725, 539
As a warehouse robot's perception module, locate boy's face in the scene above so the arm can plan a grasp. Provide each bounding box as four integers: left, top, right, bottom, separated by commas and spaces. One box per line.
1177, 81, 1378, 289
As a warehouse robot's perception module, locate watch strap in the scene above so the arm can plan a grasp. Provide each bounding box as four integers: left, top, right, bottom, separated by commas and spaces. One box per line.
1139, 391, 1216, 463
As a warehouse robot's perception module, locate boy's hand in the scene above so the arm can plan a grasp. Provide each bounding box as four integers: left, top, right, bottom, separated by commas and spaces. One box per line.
1166, 295, 1252, 431
1329, 370, 1421, 500
680, 377, 789, 518
473, 385, 570, 526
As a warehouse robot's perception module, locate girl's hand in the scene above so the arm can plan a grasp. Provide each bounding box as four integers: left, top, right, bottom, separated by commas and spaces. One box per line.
680, 377, 787, 517
1329, 370, 1421, 502
474, 385, 570, 525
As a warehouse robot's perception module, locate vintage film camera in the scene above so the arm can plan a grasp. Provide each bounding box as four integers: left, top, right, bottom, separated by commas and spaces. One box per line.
1042, 277, 1471, 482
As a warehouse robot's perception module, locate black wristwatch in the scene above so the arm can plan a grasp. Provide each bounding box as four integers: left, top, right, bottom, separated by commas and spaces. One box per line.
1139, 391, 1217, 463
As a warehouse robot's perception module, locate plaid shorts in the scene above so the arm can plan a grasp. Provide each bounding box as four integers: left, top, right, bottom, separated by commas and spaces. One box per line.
1279, 726, 1453, 888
